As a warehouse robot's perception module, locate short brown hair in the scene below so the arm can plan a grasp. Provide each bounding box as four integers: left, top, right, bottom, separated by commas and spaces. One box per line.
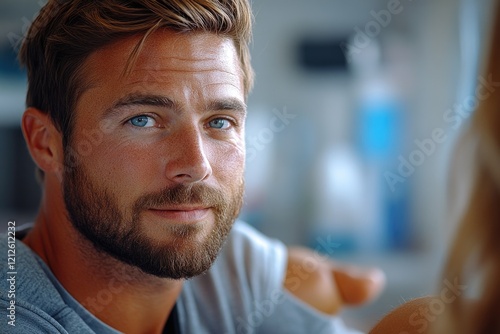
19, 0, 254, 148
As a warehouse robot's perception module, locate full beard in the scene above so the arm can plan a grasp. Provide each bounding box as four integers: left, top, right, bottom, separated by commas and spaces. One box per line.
62, 160, 243, 279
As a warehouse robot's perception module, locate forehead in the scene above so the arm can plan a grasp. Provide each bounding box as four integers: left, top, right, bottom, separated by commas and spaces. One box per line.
81, 29, 244, 99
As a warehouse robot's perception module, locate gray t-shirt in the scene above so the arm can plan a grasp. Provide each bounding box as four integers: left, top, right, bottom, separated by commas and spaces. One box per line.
0, 221, 362, 333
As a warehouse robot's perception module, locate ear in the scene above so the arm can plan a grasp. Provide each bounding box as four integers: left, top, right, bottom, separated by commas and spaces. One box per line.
22, 108, 64, 179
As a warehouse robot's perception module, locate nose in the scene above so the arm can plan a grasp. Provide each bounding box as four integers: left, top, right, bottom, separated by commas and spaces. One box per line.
164, 125, 212, 184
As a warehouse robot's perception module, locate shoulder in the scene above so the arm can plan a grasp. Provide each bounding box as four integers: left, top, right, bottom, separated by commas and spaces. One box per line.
180, 222, 363, 333
0, 297, 70, 333
369, 296, 435, 334
0, 233, 68, 332
217, 220, 288, 292
228, 220, 286, 253
184, 221, 288, 298
0, 232, 96, 333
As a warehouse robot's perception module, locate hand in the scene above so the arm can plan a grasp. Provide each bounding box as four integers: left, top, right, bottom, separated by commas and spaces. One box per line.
284, 246, 386, 315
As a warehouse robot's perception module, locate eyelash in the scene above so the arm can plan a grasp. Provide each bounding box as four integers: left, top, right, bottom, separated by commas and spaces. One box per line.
207, 116, 238, 130
124, 114, 158, 128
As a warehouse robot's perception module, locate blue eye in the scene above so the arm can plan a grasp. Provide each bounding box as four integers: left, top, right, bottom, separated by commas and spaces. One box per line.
208, 118, 231, 129
129, 115, 155, 127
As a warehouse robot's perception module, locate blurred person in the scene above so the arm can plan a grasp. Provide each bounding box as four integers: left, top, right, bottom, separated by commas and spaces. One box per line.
0, 1, 385, 333
370, 1, 500, 333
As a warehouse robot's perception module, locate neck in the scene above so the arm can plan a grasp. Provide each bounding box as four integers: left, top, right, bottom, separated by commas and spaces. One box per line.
23, 200, 182, 334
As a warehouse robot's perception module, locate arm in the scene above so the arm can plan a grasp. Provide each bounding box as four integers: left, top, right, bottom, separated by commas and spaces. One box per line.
283, 246, 386, 315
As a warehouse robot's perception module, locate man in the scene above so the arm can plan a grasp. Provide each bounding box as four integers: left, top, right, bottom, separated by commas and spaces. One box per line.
0, 1, 384, 333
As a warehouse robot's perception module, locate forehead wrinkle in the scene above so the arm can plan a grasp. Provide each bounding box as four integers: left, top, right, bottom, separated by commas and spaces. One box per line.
158, 56, 218, 62
128, 67, 240, 76
133, 50, 227, 69
121, 69, 241, 90
124, 67, 243, 92
203, 82, 242, 89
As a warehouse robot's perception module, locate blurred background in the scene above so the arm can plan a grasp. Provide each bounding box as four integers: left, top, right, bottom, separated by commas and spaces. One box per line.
0, 0, 496, 331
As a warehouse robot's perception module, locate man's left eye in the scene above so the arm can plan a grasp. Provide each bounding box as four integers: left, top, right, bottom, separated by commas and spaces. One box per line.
208, 118, 231, 129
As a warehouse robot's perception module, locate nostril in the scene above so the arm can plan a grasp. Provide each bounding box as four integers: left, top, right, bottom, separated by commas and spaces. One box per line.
174, 173, 191, 180
166, 159, 212, 184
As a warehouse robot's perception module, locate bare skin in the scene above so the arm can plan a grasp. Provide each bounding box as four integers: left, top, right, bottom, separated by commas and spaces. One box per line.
22, 29, 384, 334
369, 297, 435, 334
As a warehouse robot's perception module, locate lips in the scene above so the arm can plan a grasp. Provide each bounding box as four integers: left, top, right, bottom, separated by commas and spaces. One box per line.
147, 206, 211, 222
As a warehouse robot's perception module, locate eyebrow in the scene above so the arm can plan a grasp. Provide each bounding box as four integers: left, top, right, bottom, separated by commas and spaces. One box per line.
104, 93, 246, 117
206, 98, 247, 116
104, 94, 176, 117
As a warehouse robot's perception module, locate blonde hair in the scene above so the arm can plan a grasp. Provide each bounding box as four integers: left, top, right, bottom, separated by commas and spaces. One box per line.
436, 1, 500, 332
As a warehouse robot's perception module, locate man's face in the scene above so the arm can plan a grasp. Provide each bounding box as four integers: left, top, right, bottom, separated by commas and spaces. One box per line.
62, 30, 246, 279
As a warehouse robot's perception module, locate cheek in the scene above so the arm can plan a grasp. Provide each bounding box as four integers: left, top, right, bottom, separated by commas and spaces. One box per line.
209, 140, 245, 185
74, 134, 160, 202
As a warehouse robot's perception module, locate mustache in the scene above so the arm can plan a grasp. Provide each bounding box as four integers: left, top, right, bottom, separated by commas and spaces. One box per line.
133, 183, 226, 211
